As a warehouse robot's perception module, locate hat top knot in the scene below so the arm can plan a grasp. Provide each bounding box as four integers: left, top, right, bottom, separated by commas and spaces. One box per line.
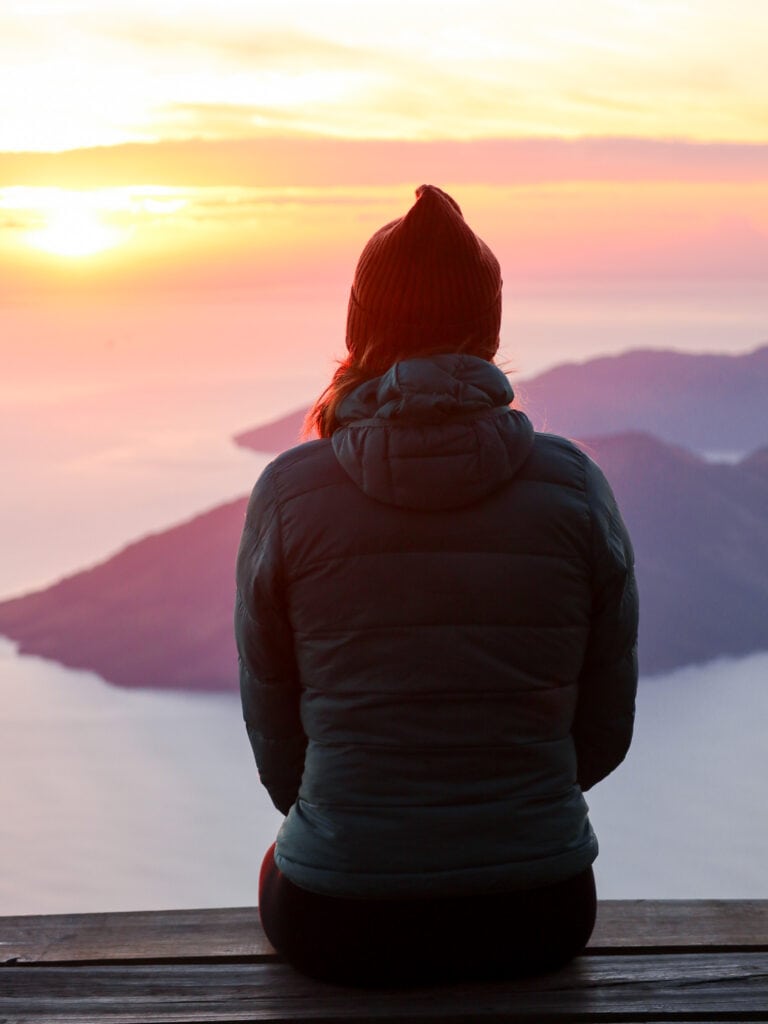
414, 184, 464, 217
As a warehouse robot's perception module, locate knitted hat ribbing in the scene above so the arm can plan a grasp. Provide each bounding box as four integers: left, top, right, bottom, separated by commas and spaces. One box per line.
346, 185, 502, 366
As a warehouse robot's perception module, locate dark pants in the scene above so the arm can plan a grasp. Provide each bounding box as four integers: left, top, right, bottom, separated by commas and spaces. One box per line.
258, 844, 597, 987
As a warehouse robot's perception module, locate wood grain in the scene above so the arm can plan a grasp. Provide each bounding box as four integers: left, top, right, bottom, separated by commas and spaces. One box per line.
590, 899, 768, 952
1, 954, 767, 1022
2, 901, 767, 967
0, 907, 273, 966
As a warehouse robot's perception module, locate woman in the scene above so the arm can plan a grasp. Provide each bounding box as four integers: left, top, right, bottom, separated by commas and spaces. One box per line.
235, 184, 638, 986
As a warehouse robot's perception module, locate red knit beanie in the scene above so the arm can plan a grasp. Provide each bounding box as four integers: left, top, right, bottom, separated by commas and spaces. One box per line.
346, 185, 502, 366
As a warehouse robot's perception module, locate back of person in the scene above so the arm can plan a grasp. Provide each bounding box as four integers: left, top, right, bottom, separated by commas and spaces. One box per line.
235, 185, 638, 985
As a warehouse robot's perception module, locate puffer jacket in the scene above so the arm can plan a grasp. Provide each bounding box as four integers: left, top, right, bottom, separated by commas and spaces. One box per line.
235, 354, 638, 898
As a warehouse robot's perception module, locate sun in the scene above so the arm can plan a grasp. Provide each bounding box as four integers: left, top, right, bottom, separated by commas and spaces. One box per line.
29, 214, 125, 258
23, 190, 132, 258
28, 210, 127, 258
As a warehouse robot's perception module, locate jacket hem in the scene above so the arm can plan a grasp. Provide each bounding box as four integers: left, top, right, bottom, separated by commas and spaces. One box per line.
273, 838, 598, 899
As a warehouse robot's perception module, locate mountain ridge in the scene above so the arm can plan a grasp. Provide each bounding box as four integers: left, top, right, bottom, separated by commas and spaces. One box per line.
2, 426, 767, 689
2, 345, 766, 690
235, 344, 768, 456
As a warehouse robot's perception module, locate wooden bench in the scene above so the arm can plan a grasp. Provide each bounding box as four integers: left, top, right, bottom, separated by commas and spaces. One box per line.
2, 901, 767, 1021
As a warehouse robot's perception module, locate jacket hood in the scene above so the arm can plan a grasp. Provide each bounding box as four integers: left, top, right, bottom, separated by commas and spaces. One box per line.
331, 354, 534, 510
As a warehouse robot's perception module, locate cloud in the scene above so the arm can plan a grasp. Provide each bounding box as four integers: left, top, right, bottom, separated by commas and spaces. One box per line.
2, 136, 767, 190
0, 214, 36, 231
3, 2, 768, 150
110, 22, 372, 70
566, 92, 651, 115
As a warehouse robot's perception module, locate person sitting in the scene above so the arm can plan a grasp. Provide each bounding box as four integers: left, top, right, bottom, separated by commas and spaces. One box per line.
235, 184, 638, 986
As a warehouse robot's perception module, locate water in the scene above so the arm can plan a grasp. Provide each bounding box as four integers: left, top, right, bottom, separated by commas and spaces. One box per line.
2, 636, 766, 914
587, 651, 768, 898
0, 637, 282, 915
0, 344, 317, 599
0, 428, 270, 600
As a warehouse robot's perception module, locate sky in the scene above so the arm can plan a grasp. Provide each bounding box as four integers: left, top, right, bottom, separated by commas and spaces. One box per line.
3, 0, 768, 150
0, 1, 766, 378
1, 2, 767, 911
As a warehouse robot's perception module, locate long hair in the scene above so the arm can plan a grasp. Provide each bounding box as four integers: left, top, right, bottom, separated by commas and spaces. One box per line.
305, 354, 376, 440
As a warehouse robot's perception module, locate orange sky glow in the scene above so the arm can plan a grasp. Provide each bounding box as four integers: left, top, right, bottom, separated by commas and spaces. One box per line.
1, 0, 767, 605
0, 0, 766, 375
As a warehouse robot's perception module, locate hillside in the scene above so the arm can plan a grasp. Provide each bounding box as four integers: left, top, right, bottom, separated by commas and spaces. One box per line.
0, 499, 247, 691
516, 345, 768, 453
1, 433, 767, 688
235, 345, 768, 456
589, 433, 768, 671
234, 408, 306, 454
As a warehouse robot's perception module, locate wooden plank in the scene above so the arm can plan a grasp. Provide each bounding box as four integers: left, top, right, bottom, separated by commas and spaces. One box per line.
590, 900, 768, 952
1, 901, 767, 967
0, 908, 274, 966
1, 954, 768, 1022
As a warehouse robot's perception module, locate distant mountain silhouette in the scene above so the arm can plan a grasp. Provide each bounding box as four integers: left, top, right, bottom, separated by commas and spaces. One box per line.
0, 500, 246, 691
515, 345, 768, 453
1, 432, 767, 688
742, 446, 768, 480
235, 408, 306, 454
234, 346, 768, 457
589, 434, 768, 672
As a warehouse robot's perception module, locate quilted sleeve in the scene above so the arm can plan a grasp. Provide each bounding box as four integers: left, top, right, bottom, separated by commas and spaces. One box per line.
234, 462, 306, 814
573, 455, 639, 792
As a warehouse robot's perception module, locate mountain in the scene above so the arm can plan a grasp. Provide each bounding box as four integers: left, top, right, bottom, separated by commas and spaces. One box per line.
589, 433, 768, 672
234, 346, 768, 457
1, 433, 767, 689
515, 345, 768, 454
742, 446, 768, 479
0, 499, 246, 691
234, 408, 307, 454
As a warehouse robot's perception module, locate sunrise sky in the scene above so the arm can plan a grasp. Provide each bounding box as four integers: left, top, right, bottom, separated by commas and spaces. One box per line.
2, 3, 766, 917
4, 0, 768, 151
1, 0, 766, 377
